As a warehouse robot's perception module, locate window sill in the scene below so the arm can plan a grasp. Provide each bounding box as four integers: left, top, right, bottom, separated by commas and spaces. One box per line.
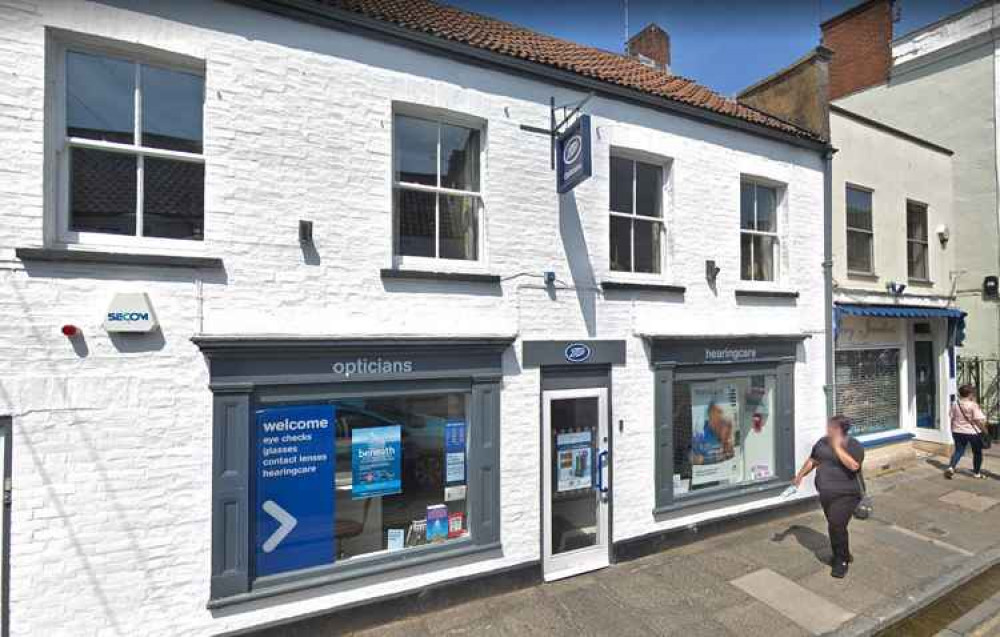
847, 271, 879, 281
908, 278, 934, 288
15, 247, 223, 269
734, 288, 799, 300
207, 539, 501, 609
654, 478, 789, 517
601, 279, 686, 294
856, 430, 914, 448
380, 268, 501, 284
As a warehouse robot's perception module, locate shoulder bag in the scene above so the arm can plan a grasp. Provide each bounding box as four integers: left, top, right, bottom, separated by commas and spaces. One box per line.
854, 470, 873, 519
958, 401, 992, 450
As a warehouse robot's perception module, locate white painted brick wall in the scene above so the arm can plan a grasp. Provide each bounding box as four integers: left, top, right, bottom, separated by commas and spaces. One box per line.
0, 1, 827, 635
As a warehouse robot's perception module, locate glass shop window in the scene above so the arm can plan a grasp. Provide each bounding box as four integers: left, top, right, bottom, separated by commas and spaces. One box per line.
253, 393, 471, 578
672, 375, 778, 495
834, 348, 901, 435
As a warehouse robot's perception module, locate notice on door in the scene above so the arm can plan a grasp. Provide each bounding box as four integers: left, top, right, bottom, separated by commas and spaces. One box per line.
556, 431, 593, 492
254, 404, 336, 577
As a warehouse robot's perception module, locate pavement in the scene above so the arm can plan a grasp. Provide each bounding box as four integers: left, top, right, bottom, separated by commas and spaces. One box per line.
259, 452, 1000, 637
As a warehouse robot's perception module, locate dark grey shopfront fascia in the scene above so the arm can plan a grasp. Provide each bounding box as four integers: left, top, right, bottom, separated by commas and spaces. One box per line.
650, 335, 804, 516
194, 336, 511, 606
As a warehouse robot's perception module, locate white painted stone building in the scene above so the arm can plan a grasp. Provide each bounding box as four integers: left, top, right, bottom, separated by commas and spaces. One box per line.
0, 1, 828, 634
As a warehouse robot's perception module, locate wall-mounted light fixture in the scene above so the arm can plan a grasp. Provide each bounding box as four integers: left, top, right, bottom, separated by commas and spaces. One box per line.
299, 219, 313, 243
887, 281, 906, 296
706, 260, 720, 285
936, 224, 950, 248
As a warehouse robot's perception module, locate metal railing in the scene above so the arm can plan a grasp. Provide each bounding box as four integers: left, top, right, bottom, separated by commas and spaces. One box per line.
957, 356, 1000, 427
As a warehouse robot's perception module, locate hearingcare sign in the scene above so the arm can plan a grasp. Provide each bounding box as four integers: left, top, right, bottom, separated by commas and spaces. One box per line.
556, 114, 592, 194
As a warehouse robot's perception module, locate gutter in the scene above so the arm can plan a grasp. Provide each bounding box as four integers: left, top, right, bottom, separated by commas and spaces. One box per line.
227, 0, 829, 153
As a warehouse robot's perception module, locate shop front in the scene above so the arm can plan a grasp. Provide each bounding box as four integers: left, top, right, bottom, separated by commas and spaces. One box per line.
195, 336, 511, 606
647, 336, 802, 516
833, 304, 966, 458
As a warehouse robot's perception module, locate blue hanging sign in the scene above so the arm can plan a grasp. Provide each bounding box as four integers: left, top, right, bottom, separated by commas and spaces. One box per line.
254, 404, 336, 577
556, 114, 592, 194
352, 425, 402, 499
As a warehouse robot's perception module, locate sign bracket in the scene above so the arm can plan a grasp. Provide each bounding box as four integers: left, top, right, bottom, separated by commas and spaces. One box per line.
548, 93, 594, 169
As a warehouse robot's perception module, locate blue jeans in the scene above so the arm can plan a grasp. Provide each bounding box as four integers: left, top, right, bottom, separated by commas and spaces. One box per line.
950, 432, 983, 474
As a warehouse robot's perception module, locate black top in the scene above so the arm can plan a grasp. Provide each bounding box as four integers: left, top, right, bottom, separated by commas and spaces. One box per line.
811, 436, 865, 495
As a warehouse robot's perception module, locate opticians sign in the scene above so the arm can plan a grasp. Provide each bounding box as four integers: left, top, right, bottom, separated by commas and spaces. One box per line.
556, 114, 592, 194
103, 292, 159, 333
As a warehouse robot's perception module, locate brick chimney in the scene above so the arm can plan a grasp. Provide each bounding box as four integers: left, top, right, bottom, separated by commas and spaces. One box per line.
821, 0, 895, 100
627, 24, 670, 72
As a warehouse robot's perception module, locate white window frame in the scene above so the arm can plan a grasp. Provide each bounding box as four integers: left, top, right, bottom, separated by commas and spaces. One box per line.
390, 104, 487, 271
608, 152, 668, 277
46, 35, 206, 252
739, 177, 782, 283
906, 199, 930, 282
845, 184, 875, 276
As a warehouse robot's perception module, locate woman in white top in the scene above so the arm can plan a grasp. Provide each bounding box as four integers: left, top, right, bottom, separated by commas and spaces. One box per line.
946, 384, 988, 479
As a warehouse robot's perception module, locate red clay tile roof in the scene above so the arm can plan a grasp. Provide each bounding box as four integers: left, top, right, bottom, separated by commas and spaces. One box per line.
312, 0, 818, 140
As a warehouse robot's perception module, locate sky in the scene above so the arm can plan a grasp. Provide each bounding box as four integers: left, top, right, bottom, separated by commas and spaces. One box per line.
444, 0, 981, 96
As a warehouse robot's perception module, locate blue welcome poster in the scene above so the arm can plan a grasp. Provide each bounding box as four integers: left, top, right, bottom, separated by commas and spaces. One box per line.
352, 425, 402, 499
254, 404, 336, 577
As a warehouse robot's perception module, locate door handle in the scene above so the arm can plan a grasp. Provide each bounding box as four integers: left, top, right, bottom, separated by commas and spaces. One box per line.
596, 450, 609, 494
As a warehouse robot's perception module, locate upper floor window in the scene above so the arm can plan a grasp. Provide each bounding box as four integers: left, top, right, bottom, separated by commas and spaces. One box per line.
61, 48, 205, 242
740, 180, 779, 281
609, 155, 663, 274
393, 113, 482, 261
846, 186, 874, 274
907, 201, 929, 281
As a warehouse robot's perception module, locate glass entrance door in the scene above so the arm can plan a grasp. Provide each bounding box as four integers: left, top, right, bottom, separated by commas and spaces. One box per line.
915, 340, 937, 429
542, 388, 609, 581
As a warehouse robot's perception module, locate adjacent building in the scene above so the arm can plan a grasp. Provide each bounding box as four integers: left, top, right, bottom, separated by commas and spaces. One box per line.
740, 0, 962, 470
0, 0, 829, 634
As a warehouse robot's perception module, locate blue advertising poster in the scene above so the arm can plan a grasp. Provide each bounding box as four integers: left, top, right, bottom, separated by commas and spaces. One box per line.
254, 404, 336, 577
556, 114, 592, 194
444, 421, 466, 485
352, 425, 402, 499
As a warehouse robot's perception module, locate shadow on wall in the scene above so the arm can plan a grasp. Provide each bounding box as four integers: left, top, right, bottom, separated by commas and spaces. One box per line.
558, 191, 597, 337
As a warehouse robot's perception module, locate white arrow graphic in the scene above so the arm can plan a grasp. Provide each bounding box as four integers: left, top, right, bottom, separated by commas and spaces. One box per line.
261, 500, 297, 553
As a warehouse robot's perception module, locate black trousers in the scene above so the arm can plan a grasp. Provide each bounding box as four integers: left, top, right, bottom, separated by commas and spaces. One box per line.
819, 491, 861, 563
950, 432, 983, 474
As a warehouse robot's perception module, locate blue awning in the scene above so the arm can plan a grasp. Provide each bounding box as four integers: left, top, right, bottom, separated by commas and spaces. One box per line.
835, 304, 965, 320
834, 303, 967, 346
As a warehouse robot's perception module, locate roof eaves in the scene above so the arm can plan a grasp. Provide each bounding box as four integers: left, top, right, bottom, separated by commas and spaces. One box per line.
230, 0, 827, 150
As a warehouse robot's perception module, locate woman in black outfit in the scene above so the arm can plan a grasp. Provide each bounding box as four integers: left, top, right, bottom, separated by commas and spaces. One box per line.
793, 415, 865, 578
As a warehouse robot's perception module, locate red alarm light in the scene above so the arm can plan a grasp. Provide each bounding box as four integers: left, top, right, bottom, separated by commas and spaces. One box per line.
61, 325, 80, 337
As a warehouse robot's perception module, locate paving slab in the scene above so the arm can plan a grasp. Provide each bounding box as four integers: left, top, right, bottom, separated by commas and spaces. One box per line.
940, 490, 1000, 513
730, 568, 854, 635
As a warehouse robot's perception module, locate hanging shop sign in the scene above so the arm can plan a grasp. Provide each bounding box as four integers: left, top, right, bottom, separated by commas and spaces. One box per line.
254, 404, 336, 577
556, 114, 592, 194
351, 425, 402, 499
103, 292, 159, 333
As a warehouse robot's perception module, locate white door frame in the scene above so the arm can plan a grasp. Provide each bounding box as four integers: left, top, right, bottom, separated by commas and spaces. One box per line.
541, 387, 609, 581
0, 416, 10, 637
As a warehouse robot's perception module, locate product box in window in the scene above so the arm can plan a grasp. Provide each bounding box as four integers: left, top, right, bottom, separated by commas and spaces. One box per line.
426, 504, 448, 543
447, 512, 465, 539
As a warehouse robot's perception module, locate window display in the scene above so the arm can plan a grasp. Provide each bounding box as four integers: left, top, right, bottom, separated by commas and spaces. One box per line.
672, 375, 777, 494
254, 392, 471, 578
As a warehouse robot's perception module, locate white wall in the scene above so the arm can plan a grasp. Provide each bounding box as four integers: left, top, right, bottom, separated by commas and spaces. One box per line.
830, 110, 955, 297
0, 0, 826, 635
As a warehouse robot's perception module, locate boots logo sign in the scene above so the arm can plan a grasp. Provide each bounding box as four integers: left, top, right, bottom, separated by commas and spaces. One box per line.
103, 293, 159, 333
